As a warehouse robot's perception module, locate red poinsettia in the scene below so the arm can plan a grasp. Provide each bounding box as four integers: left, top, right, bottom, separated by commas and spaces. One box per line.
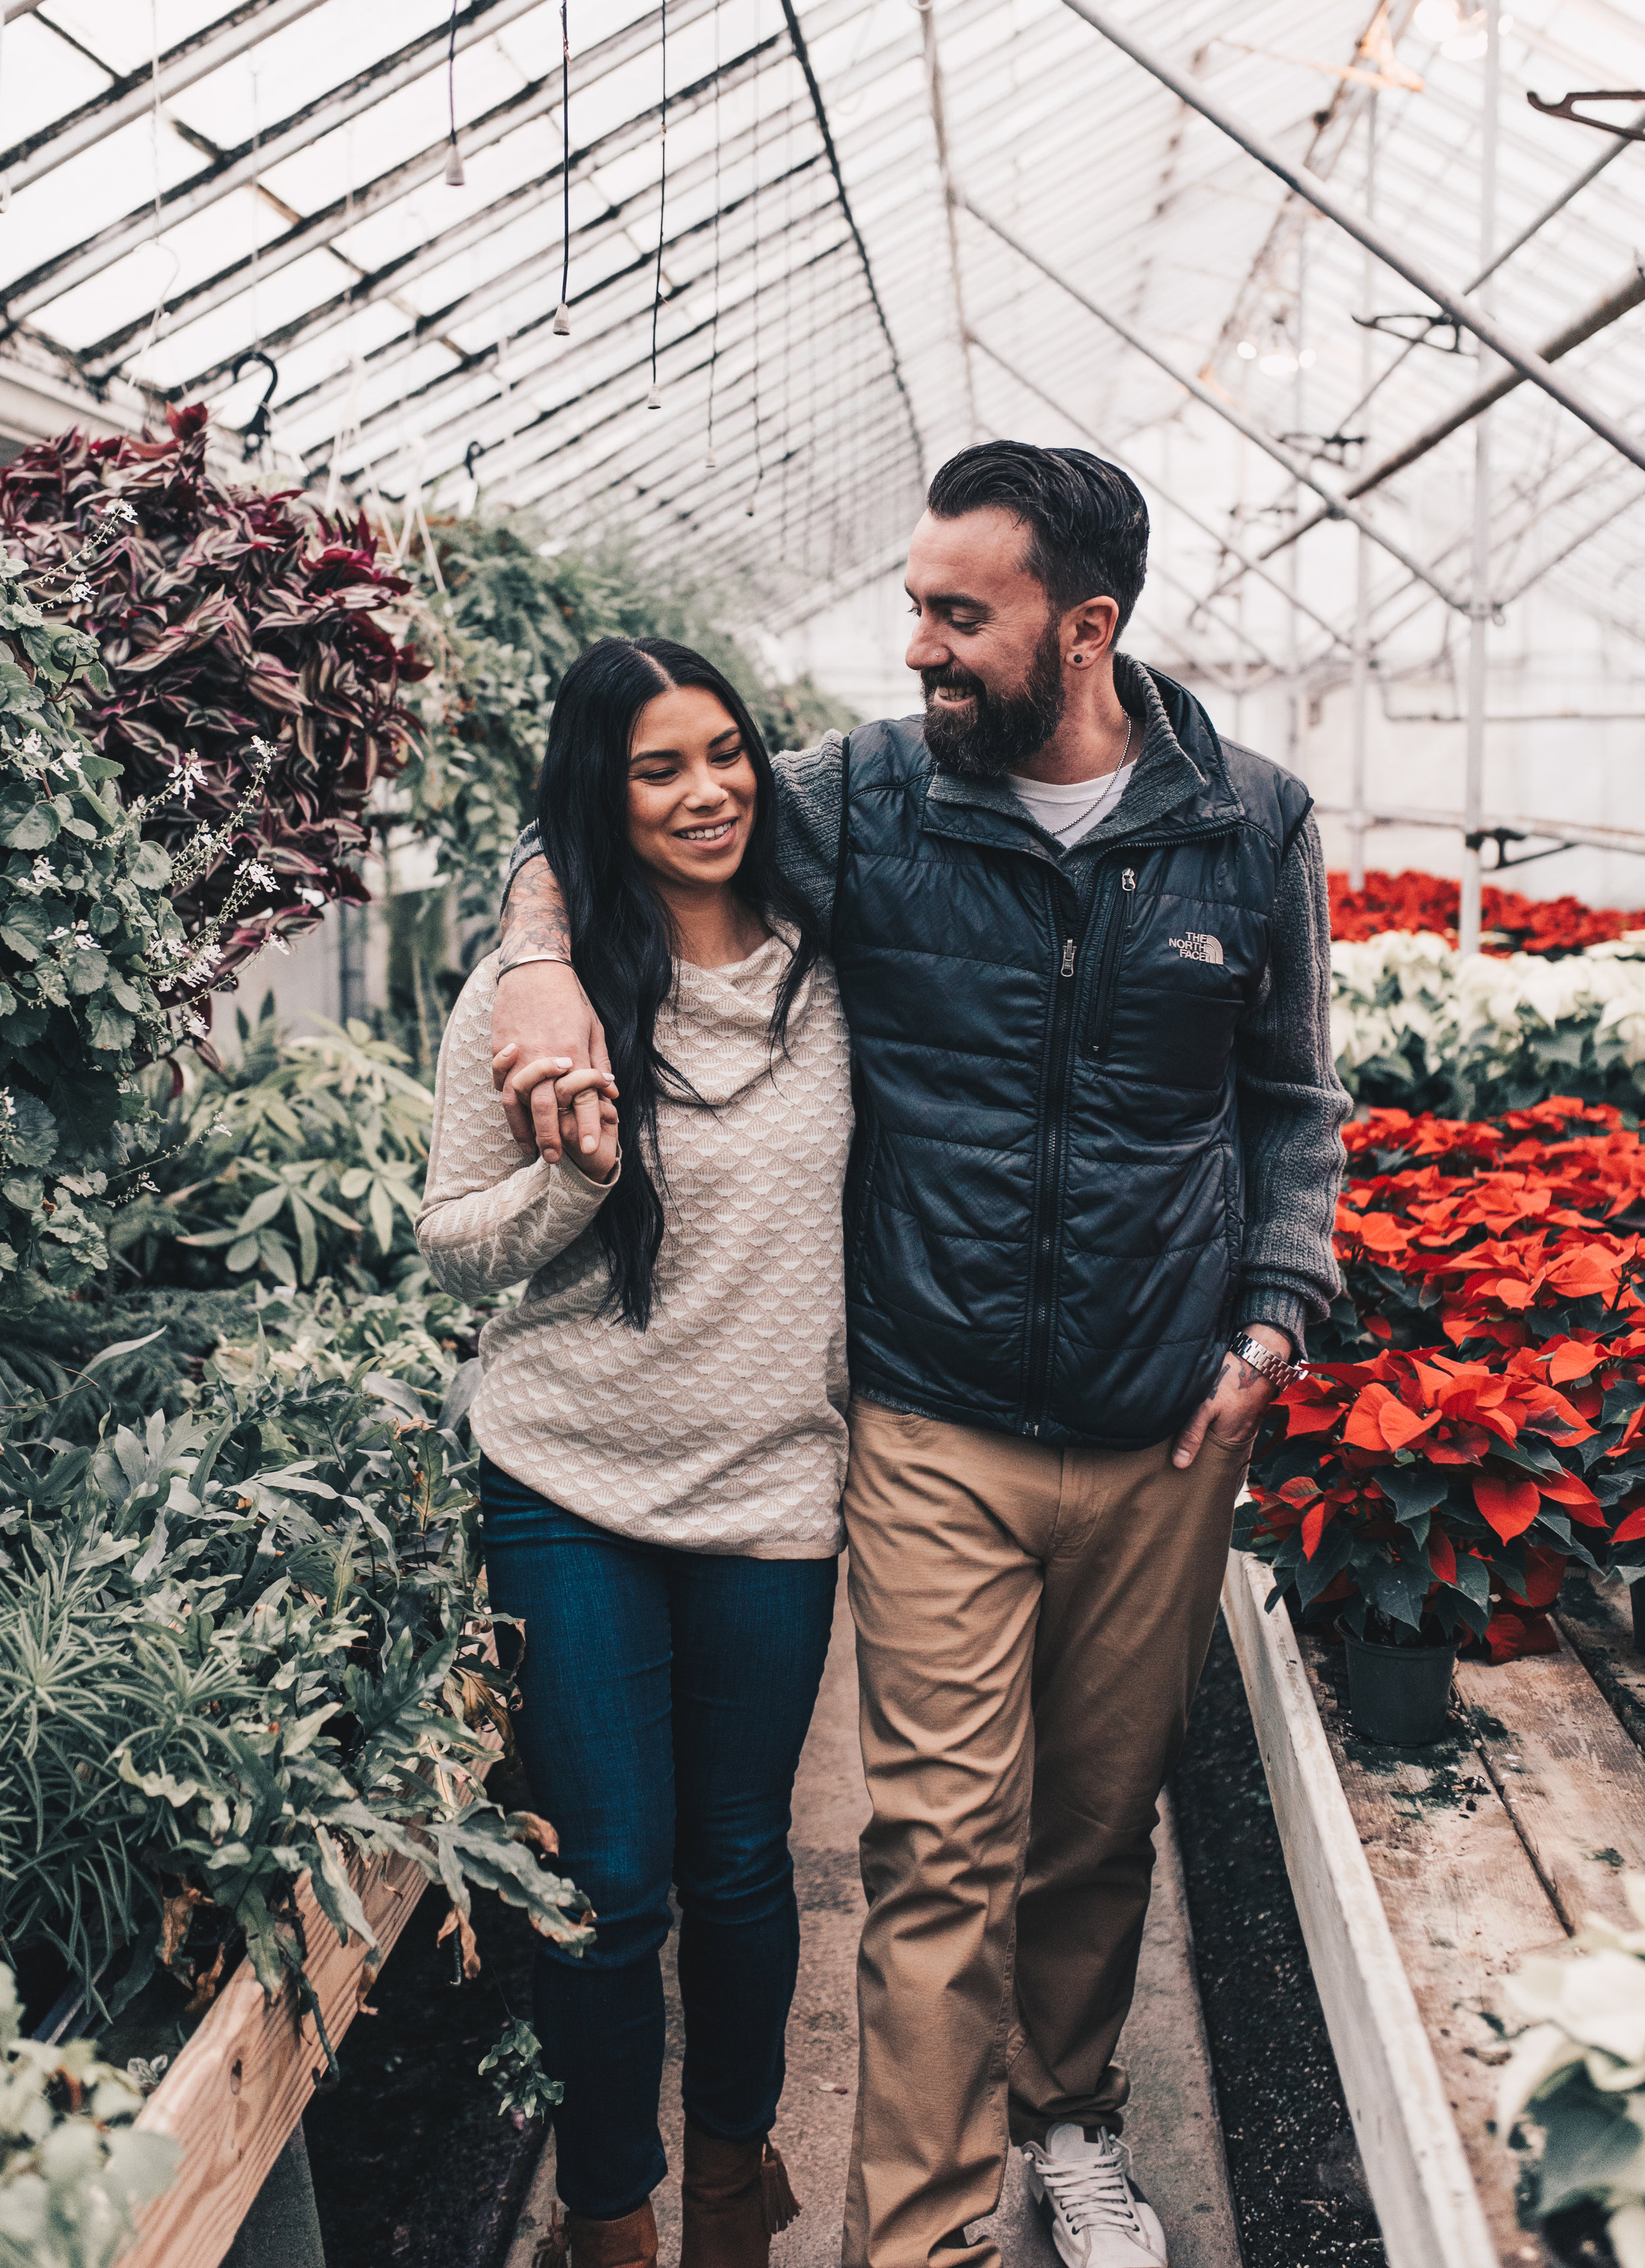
1329, 868, 1637, 957
1245, 1099, 1645, 1659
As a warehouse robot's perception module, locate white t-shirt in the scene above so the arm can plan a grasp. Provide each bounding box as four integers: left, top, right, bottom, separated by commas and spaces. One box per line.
1006, 761, 1136, 849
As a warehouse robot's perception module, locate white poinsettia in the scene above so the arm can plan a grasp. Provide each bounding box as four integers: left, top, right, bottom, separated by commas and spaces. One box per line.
1331, 930, 1645, 1112
1498, 1875, 1645, 2267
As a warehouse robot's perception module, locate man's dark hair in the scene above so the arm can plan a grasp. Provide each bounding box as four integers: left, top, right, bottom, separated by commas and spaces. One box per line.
925, 441, 1150, 635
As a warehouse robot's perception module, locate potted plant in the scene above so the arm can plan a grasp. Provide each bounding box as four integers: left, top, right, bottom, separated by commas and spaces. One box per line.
1245, 1098, 1645, 1742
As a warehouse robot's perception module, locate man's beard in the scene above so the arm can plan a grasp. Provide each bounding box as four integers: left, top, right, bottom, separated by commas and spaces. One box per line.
921, 617, 1066, 780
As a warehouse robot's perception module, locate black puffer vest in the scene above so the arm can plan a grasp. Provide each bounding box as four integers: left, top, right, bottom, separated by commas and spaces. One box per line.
832, 667, 1313, 1449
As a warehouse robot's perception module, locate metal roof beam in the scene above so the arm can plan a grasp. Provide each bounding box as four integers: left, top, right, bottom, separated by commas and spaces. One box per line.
83, 30, 785, 375
171, 72, 821, 398
1, 0, 643, 322
1061, 0, 1645, 480
196, 145, 829, 424
2, 0, 332, 190
962, 195, 1476, 616
301, 155, 848, 464
496, 314, 901, 532
380, 241, 863, 499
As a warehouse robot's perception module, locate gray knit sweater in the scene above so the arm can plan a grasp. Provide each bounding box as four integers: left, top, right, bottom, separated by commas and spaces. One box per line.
505, 652, 1348, 1353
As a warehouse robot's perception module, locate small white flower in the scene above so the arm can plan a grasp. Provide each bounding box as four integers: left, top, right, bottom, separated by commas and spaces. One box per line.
240, 859, 278, 893
209, 1115, 233, 1137
19, 731, 43, 761
269, 935, 292, 956
105, 499, 138, 523
250, 736, 277, 761
66, 578, 93, 604
30, 856, 53, 888
46, 925, 70, 942
72, 932, 96, 951
173, 754, 207, 807
184, 1011, 208, 1038
1, 1092, 14, 1121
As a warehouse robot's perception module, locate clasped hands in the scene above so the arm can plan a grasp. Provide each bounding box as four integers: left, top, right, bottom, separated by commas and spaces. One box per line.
492, 1039, 621, 1184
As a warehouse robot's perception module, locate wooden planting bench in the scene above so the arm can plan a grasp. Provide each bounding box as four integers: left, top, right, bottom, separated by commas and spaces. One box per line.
1226, 1549, 1645, 2268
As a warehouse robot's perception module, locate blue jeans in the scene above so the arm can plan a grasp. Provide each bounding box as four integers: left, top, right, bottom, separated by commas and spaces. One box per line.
479, 1458, 838, 2220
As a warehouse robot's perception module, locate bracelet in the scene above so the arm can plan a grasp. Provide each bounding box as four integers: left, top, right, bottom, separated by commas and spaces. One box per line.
1228, 1332, 1305, 1392
497, 951, 575, 977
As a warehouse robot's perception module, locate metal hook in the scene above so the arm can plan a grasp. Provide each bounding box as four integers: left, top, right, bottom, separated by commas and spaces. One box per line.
1527, 88, 1645, 141
231, 350, 279, 461
465, 440, 484, 484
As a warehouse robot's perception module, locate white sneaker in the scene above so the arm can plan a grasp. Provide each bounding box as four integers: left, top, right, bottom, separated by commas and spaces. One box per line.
1021, 2124, 1169, 2268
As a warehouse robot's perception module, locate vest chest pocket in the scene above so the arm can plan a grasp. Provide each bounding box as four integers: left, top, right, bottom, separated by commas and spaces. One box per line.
1086, 865, 1137, 1057
1109, 892, 1256, 1092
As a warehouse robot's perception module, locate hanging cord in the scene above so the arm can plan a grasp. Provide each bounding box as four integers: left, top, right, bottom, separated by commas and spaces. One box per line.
553, 3, 571, 332
647, 0, 667, 408
705, 0, 721, 466
249, 58, 261, 349
746, 0, 763, 516
444, 0, 465, 185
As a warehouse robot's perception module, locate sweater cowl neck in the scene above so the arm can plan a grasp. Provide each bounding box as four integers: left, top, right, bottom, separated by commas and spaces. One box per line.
662, 924, 805, 1109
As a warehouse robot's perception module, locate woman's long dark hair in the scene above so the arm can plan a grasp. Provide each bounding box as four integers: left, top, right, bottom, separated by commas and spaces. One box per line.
536, 636, 822, 1330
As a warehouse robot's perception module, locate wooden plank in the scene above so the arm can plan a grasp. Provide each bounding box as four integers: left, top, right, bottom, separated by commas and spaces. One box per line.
1300, 1631, 1563, 2268
1221, 1550, 1500, 2268
1554, 1571, 1645, 1757
1454, 1628, 1645, 1933
124, 1849, 429, 2268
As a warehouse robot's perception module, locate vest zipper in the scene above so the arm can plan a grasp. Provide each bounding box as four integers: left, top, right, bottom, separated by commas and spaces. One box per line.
1025, 874, 1092, 1432
1089, 867, 1137, 1059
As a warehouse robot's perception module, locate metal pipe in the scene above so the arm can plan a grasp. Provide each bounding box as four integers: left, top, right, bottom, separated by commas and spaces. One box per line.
1349, 95, 1376, 892
968, 335, 1350, 651
1496, 483, 1645, 607
1347, 262, 1645, 500
1058, 0, 1645, 480
2, 0, 332, 192
960, 193, 1475, 613
1313, 802, 1645, 860
917, 0, 980, 443
1459, 1, 1500, 959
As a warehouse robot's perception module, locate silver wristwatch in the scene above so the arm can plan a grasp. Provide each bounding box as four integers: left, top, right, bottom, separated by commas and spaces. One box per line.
1228, 1332, 1304, 1390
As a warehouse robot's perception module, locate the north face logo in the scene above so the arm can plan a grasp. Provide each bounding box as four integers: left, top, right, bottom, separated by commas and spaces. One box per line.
1169, 933, 1224, 965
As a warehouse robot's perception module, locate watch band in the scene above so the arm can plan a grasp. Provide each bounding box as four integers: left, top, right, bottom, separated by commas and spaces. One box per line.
1228, 1332, 1304, 1391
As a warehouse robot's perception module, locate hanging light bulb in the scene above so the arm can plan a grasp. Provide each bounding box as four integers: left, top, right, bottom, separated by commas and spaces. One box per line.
646, 384, 663, 410
444, 139, 466, 188
1236, 340, 1257, 360
704, 451, 717, 470
553, 303, 571, 336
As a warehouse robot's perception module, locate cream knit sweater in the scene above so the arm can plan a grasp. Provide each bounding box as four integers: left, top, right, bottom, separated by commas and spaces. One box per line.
417, 937, 853, 1557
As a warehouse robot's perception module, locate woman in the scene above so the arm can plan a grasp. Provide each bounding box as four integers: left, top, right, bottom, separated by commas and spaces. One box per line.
417, 638, 851, 2268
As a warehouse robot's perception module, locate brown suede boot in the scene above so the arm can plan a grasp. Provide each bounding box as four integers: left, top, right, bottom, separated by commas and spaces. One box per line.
533, 2200, 659, 2268
678, 2119, 800, 2268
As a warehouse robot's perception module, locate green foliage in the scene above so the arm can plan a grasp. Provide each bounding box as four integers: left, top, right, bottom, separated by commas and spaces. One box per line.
401, 518, 857, 923
0, 1361, 591, 2027
0, 553, 184, 1308
477, 2017, 562, 2123
0, 1965, 176, 2268
111, 1000, 432, 1295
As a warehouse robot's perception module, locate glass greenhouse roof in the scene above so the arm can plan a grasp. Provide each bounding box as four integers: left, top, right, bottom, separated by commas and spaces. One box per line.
0, 0, 1642, 660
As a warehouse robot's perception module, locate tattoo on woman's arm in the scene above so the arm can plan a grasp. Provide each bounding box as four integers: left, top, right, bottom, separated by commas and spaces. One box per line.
500, 863, 573, 959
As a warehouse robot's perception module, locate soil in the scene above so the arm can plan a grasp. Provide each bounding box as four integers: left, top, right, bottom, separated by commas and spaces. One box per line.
1170, 1621, 1388, 2268
304, 1873, 545, 2268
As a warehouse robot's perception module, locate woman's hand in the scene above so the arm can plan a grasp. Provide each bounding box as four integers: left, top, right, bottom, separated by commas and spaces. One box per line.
547, 1067, 620, 1184
494, 1049, 620, 1182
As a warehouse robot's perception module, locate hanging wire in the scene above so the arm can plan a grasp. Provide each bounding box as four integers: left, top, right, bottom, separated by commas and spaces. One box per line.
553, 3, 571, 333
249, 57, 262, 350
778, 64, 794, 561
705, 0, 721, 467
443, 0, 465, 186
0, 3, 7, 216
746, 0, 764, 517
647, 0, 668, 409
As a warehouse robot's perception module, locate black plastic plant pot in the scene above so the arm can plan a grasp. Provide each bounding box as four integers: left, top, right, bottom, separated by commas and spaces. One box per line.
1336, 1621, 1457, 1746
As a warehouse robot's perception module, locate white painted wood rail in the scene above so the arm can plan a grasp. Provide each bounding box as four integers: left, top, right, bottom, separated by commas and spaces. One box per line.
1220, 1549, 1500, 2268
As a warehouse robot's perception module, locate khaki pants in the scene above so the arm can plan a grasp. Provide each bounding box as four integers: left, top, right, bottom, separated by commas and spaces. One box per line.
841, 1396, 1246, 2268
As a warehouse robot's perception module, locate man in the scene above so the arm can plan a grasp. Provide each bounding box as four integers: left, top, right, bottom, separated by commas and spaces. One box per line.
492, 443, 1348, 2268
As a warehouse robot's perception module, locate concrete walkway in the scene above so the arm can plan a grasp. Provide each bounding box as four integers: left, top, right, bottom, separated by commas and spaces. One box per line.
506, 1569, 1243, 2268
